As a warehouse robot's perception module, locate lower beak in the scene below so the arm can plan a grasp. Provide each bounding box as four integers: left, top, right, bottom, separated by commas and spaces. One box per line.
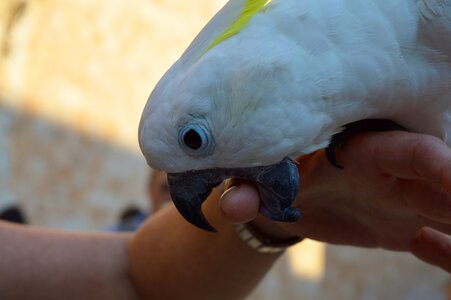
167, 157, 301, 232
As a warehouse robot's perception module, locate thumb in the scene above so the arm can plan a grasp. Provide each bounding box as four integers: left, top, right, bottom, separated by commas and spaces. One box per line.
219, 179, 260, 224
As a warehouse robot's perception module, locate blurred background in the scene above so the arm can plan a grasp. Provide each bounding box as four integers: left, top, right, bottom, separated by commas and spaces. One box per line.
0, 0, 449, 299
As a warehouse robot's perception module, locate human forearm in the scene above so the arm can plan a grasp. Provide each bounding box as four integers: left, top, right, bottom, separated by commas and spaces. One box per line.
128, 188, 281, 300
0, 221, 137, 300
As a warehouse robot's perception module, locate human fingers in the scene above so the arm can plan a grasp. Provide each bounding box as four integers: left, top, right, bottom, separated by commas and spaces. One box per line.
411, 227, 451, 273
366, 132, 451, 194
370, 132, 451, 224
399, 178, 451, 224
219, 180, 260, 224
294, 207, 379, 247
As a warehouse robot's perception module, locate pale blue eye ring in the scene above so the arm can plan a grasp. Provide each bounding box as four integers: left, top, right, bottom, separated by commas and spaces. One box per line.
178, 122, 215, 157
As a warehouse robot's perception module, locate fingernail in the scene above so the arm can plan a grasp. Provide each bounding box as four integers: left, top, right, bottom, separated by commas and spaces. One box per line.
220, 185, 238, 202
223, 178, 240, 191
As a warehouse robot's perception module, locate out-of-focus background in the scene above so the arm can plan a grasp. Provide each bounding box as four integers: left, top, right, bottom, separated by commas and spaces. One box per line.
0, 0, 449, 299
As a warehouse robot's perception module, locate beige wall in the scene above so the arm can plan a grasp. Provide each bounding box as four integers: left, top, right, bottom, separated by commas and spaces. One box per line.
0, 1, 449, 299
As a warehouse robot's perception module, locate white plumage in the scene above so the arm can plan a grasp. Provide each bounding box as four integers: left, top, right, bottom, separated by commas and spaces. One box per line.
139, 0, 451, 173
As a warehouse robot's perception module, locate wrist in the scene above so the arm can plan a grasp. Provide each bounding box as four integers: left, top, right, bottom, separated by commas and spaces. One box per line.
249, 214, 300, 241
235, 215, 303, 253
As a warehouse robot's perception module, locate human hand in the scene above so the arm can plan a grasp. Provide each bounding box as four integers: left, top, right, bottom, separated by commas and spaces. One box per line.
219, 131, 451, 272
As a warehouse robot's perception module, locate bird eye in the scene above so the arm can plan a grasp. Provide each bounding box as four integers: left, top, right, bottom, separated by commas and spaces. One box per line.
183, 129, 202, 150
178, 122, 215, 157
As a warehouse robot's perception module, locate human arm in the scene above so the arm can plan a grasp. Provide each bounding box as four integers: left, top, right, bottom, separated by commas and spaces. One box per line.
0, 188, 281, 300
4, 131, 448, 299
0, 221, 137, 299
220, 131, 451, 272
128, 187, 281, 300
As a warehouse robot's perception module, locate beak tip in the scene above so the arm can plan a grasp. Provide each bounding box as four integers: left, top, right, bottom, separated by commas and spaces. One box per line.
201, 225, 218, 233
168, 172, 221, 232
173, 204, 218, 232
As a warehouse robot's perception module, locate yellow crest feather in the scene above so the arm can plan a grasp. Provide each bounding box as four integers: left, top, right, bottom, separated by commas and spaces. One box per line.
201, 0, 271, 57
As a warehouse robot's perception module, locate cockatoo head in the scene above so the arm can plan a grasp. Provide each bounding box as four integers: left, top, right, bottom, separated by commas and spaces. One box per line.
138, 0, 329, 231
139, 52, 310, 173
139, 46, 316, 230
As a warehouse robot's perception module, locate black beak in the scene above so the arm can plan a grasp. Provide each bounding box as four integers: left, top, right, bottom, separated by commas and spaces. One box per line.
167, 170, 223, 232
167, 157, 301, 232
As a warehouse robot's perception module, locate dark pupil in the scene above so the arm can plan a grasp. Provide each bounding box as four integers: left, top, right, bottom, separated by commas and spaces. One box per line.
183, 129, 202, 150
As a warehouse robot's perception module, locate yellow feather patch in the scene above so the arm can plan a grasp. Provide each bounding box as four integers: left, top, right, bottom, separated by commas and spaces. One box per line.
201, 0, 272, 57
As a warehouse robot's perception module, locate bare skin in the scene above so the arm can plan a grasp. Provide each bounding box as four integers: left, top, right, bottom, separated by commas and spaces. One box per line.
148, 170, 171, 212
221, 131, 451, 273
128, 188, 281, 300
0, 131, 449, 299
0, 189, 281, 300
0, 222, 137, 300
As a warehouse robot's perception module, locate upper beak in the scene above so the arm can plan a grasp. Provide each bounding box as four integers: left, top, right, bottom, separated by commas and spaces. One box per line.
167, 170, 223, 232
167, 157, 301, 232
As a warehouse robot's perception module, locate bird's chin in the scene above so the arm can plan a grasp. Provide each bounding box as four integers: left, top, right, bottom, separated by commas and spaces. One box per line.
167, 157, 301, 232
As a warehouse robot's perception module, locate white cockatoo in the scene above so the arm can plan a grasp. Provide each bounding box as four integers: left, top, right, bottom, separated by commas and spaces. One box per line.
139, 0, 451, 231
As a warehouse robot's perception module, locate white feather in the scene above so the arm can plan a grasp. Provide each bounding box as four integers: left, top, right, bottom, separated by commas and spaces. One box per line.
139, 0, 451, 172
